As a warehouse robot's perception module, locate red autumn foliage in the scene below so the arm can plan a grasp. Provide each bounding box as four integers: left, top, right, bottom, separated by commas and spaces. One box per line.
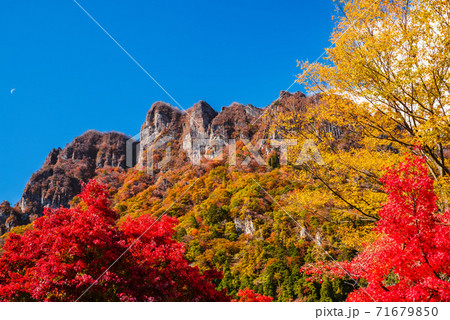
298, 156, 450, 302
0, 180, 229, 302
347, 156, 450, 301
233, 288, 273, 302
300, 261, 348, 283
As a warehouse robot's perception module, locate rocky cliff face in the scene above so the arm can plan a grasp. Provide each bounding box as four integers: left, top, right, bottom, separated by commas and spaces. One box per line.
10, 130, 128, 232
139, 99, 265, 167
209, 102, 263, 140
139, 102, 184, 157
0, 201, 28, 236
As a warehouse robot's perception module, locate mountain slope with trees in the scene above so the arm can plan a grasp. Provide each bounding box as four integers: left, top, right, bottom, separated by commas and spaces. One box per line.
1, 0, 449, 302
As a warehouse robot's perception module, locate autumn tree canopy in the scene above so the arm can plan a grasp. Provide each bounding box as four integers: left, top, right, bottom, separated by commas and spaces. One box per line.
233, 288, 273, 302
348, 156, 450, 301
270, 0, 450, 252
0, 181, 229, 302
301, 156, 450, 301
300, 0, 450, 178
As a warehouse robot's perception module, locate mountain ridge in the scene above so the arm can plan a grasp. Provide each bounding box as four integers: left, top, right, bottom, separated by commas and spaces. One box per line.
0, 91, 312, 235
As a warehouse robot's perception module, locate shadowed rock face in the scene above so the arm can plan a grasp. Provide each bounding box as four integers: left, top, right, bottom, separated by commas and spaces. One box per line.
185, 100, 218, 136
209, 102, 263, 140
0, 201, 28, 235
18, 130, 127, 219
139, 102, 184, 162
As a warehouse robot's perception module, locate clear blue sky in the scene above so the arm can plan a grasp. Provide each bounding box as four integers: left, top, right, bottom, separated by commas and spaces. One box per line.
0, 0, 336, 204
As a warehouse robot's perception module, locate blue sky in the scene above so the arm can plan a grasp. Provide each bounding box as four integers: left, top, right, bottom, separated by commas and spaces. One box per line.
0, 0, 336, 204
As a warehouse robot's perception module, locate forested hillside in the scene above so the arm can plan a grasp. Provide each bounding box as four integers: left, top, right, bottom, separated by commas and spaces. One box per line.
0, 0, 449, 302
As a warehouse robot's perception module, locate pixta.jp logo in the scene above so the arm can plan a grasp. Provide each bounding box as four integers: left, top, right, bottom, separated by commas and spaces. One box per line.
126, 135, 324, 175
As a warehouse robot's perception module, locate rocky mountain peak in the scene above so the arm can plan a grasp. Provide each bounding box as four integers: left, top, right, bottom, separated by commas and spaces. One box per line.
210, 102, 263, 140
189, 100, 216, 116
140, 102, 184, 163
18, 131, 127, 219
144, 102, 183, 131
183, 101, 218, 140
186, 100, 218, 133
44, 148, 61, 167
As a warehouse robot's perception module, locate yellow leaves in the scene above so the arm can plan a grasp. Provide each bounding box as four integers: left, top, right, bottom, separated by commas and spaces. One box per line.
415, 114, 450, 146
276, 0, 450, 259
294, 0, 450, 186
1, 223, 34, 239
300, 0, 449, 126
333, 222, 376, 252
434, 175, 450, 211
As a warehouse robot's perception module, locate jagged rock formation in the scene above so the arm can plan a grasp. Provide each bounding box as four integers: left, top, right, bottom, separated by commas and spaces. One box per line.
139, 102, 185, 158
234, 217, 255, 236
0, 201, 28, 235
17, 130, 127, 222
209, 102, 263, 140
139, 100, 265, 167
185, 100, 218, 138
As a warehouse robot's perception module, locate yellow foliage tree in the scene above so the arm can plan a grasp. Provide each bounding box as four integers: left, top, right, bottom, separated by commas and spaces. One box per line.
272, 0, 450, 250
299, 0, 450, 184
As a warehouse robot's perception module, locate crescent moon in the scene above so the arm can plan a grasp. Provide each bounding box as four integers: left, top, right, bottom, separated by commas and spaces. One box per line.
10, 89, 16, 94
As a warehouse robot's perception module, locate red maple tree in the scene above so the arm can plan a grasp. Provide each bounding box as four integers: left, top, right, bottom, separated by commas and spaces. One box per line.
347, 156, 450, 301
0, 180, 229, 302
233, 288, 273, 302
